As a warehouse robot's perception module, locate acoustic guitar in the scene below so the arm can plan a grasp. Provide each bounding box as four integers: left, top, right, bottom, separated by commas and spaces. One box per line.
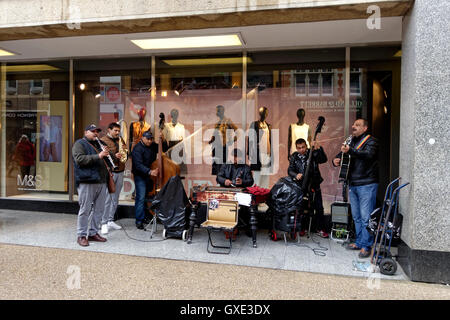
338, 135, 353, 182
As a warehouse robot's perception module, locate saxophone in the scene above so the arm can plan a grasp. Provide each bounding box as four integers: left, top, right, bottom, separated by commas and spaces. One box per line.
118, 136, 128, 163
118, 119, 129, 163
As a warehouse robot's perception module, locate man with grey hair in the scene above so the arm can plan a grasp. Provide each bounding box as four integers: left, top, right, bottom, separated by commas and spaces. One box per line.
72, 124, 110, 247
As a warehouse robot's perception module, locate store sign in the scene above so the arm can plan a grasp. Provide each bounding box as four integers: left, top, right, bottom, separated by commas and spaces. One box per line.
17, 174, 43, 190
106, 86, 121, 103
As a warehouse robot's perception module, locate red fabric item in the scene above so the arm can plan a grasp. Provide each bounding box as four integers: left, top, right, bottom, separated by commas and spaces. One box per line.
246, 186, 271, 204
14, 140, 36, 166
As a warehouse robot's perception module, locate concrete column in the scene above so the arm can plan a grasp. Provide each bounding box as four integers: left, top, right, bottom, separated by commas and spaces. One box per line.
399, 0, 450, 284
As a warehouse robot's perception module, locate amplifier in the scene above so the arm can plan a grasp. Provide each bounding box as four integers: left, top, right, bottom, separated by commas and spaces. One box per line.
331, 202, 351, 224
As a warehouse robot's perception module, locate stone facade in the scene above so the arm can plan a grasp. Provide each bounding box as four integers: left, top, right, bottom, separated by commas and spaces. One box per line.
399, 0, 450, 283
0, 0, 411, 40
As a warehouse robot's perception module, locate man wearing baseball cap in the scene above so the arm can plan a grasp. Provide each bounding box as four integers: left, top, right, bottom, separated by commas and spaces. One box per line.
131, 130, 168, 229
72, 124, 110, 246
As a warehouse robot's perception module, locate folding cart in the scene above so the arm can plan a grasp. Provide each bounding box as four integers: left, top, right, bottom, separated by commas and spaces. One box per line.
369, 178, 409, 275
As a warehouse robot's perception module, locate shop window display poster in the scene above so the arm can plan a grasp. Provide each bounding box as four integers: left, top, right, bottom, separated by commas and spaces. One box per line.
39, 115, 62, 162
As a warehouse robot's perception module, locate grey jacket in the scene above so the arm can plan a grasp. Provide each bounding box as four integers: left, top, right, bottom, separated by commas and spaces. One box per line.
72, 137, 109, 185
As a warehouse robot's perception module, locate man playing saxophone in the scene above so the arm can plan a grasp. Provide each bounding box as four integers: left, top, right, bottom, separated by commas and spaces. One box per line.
100, 122, 128, 234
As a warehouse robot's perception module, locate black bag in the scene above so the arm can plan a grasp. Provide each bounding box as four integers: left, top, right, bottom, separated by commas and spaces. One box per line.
150, 175, 188, 236
267, 176, 303, 232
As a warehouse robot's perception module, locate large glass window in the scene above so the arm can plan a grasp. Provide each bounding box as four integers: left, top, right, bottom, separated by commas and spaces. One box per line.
0, 46, 399, 206
155, 54, 244, 192
74, 57, 151, 203
0, 61, 70, 200
246, 49, 348, 209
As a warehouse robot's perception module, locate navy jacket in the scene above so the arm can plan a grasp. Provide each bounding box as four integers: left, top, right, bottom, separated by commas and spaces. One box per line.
131, 140, 168, 178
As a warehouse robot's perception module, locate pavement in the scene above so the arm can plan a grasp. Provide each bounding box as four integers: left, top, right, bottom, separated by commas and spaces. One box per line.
1, 209, 449, 300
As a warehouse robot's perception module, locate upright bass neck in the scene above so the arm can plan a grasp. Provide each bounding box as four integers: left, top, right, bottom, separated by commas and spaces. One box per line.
301, 116, 325, 192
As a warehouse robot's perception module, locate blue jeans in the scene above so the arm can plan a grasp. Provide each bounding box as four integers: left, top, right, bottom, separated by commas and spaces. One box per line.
349, 183, 378, 251
134, 175, 152, 224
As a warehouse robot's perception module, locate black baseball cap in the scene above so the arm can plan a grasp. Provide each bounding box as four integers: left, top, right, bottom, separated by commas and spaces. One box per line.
85, 124, 102, 132
142, 131, 153, 139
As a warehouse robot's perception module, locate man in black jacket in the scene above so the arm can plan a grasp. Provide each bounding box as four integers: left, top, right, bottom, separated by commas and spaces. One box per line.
131, 130, 168, 229
288, 138, 328, 238
216, 148, 254, 188
333, 119, 379, 258
72, 124, 110, 247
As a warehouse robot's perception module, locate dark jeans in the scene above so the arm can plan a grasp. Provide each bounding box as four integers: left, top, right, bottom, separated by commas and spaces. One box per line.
301, 189, 327, 232
134, 175, 152, 224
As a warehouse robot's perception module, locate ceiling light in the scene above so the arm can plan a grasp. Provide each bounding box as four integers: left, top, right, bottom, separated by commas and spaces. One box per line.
5, 64, 60, 72
131, 34, 243, 50
95, 93, 101, 99
163, 57, 252, 66
174, 87, 186, 96
0, 49, 15, 56
79, 83, 86, 90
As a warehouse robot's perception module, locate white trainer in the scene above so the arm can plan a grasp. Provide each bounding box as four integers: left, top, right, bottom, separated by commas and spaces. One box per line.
101, 224, 109, 234
107, 221, 122, 230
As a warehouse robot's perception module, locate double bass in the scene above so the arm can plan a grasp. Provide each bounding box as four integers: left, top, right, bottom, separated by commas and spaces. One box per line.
148, 113, 181, 197
300, 116, 325, 236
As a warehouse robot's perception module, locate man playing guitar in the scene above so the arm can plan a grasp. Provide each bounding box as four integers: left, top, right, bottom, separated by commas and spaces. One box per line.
333, 119, 379, 258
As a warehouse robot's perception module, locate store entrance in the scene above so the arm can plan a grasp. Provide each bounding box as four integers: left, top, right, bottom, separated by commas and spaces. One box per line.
367, 71, 393, 203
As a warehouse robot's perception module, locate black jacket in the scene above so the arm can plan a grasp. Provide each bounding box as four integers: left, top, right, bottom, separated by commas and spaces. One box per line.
334, 133, 379, 186
216, 164, 254, 188
288, 147, 327, 189
131, 140, 168, 178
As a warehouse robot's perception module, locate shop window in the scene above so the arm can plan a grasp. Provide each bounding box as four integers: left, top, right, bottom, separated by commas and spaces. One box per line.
247, 48, 348, 209
155, 54, 244, 192
74, 57, 151, 204
1, 61, 70, 200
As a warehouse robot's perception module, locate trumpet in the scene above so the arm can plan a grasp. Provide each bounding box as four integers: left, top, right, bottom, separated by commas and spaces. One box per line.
95, 137, 118, 170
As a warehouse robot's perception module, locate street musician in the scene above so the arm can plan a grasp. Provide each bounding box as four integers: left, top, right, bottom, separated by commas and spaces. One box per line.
216, 148, 254, 188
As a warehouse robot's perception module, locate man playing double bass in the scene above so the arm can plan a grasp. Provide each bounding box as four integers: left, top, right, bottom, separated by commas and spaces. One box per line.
131, 130, 168, 229
288, 138, 329, 238
333, 119, 379, 258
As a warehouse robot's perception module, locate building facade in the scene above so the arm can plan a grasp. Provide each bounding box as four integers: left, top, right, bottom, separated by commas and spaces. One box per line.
0, 0, 448, 284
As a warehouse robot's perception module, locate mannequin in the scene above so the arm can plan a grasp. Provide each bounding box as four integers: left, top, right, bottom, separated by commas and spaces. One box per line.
248, 107, 272, 188
163, 109, 185, 148
129, 107, 151, 151
209, 105, 238, 175
288, 108, 312, 157
163, 108, 186, 174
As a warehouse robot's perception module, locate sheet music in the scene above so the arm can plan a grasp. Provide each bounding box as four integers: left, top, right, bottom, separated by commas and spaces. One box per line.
234, 193, 252, 207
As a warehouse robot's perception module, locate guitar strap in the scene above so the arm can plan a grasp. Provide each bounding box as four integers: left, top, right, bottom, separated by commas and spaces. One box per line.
355, 134, 371, 150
